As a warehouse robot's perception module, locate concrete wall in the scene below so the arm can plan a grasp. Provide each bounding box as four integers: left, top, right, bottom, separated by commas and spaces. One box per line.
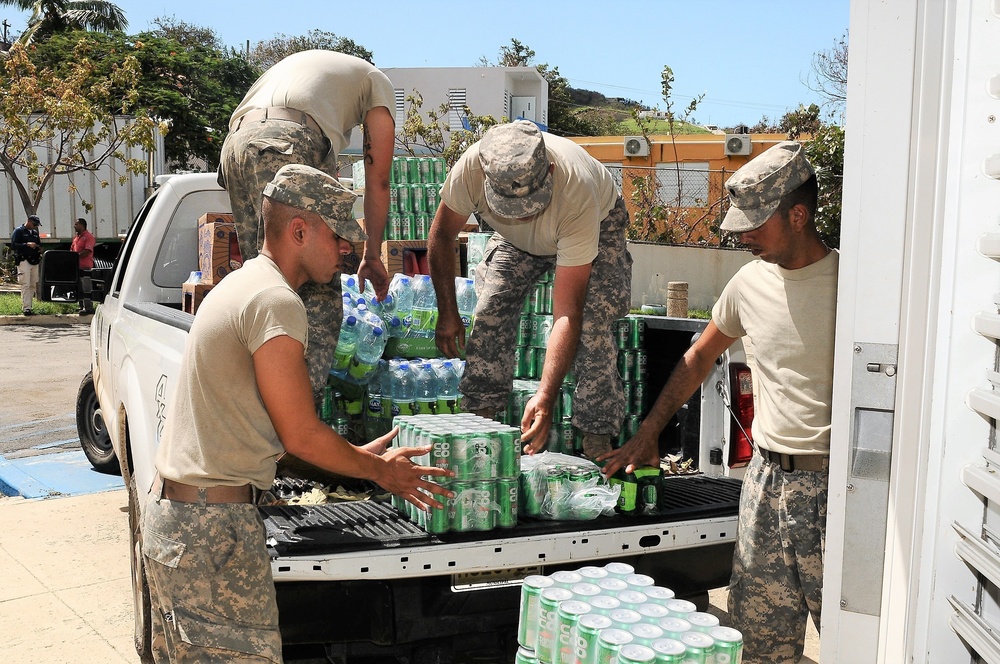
628, 242, 755, 310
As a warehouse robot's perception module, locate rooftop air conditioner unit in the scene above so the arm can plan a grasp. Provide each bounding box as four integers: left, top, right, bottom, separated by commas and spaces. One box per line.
623, 136, 649, 157
724, 134, 752, 156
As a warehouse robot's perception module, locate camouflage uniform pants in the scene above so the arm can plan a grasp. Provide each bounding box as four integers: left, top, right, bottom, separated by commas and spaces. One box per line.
142, 490, 283, 663
727, 452, 828, 664
218, 119, 341, 399
463, 195, 633, 436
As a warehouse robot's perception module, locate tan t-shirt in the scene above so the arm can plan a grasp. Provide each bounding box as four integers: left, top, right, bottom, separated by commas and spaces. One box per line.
712, 250, 839, 456
231, 50, 395, 161
439, 132, 618, 266
155, 255, 308, 489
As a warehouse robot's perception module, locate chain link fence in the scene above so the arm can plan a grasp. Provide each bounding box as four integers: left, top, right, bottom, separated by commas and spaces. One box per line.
606, 165, 737, 247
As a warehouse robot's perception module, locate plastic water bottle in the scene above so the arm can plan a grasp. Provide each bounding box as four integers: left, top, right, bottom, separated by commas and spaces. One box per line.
434, 359, 461, 414
390, 360, 417, 418
410, 274, 438, 338
368, 292, 396, 326
389, 274, 414, 329
331, 315, 359, 374
341, 274, 361, 299
386, 315, 404, 338
364, 360, 390, 439
349, 312, 387, 383
413, 361, 439, 414
455, 277, 477, 337
379, 360, 395, 428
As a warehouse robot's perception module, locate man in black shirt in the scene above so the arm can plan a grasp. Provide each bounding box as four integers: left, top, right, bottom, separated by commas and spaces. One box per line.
10, 215, 42, 315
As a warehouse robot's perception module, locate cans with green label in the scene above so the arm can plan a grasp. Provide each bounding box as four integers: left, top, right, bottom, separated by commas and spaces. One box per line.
389, 213, 403, 240
410, 184, 426, 217
617, 350, 636, 381
627, 623, 663, 648
391, 156, 405, 183
396, 182, 412, 214
603, 561, 635, 578
556, 599, 592, 664
595, 628, 633, 664
708, 626, 743, 664
558, 421, 575, 457
451, 432, 496, 479
518, 575, 554, 648
656, 617, 692, 640
450, 480, 494, 531
679, 632, 714, 664
575, 614, 612, 664
424, 183, 440, 212
622, 382, 635, 415
514, 646, 538, 664
615, 318, 631, 350
518, 314, 533, 346
589, 595, 621, 616
634, 349, 647, 381
427, 492, 450, 534
534, 347, 547, 380
628, 317, 645, 348
405, 157, 421, 183
521, 469, 546, 517
531, 314, 554, 347
498, 430, 520, 478
418, 158, 432, 184
664, 598, 697, 618
496, 477, 518, 527
545, 466, 569, 519
633, 380, 647, 415
432, 157, 446, 183
687, 611, 720, 633
617, 643, 656, 664
648, 638, 686, 663
515, 346, 534, 379
536, 587, 574, 663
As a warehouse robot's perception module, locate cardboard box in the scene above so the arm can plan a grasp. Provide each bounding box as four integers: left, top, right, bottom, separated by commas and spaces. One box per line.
197, 213, 243, 284
381, 239, 460, 278
182, 282, 214, 315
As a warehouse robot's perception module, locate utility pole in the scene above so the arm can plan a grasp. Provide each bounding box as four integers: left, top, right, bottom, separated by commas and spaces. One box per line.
1, 20, 11, 50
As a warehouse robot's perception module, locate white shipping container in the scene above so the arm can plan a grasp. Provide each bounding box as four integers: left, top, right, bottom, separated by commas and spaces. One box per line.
1, 115, 166, 244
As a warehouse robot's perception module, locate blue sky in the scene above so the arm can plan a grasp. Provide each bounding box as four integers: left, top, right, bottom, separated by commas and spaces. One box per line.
1, 0, 850, 128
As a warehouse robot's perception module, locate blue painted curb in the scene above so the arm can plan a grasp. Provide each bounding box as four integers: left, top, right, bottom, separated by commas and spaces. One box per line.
0, 450, 124, 499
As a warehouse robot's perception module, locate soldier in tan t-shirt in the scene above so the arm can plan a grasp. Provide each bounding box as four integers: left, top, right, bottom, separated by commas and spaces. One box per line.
428, 120, 634, 458
218, 50, 396, 401
144, 164, 452, 662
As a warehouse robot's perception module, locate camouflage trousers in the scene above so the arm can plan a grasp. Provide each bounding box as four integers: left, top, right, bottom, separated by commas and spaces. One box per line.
728, 452, 828, 664
142, 490, 283, 663
218, 119, 341, 399
463, 196, 633, 436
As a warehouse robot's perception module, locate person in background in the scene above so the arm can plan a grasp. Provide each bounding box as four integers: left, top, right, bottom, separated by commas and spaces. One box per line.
218, 49, 396, 401
143, 164, 453, 662
71, 217, 95, 314
10, 214, 42, 316
428, 120, 633, 459
598, 141, 837, 663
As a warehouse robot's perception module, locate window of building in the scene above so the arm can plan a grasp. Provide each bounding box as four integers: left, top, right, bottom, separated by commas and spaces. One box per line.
448, 88, 467, 131
394, 89, 406, 126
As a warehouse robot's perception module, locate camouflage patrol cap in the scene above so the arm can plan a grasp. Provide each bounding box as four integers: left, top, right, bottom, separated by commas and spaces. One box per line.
721, 141, 815, 232
262, 164, 366, 243
478, 120, 554, 219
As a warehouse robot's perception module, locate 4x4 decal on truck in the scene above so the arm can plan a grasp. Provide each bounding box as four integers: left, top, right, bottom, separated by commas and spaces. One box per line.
155, 374, 168, 442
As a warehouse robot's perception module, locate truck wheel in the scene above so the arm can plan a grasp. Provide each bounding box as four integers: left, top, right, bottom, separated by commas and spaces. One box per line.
76, 371, 120, 475
128, 468, 155, 663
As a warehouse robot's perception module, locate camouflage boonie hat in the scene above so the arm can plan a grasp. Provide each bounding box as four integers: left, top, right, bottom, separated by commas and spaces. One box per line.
479, 120, 554, 219
721, 141, 815, 232
262, 164, 366, 242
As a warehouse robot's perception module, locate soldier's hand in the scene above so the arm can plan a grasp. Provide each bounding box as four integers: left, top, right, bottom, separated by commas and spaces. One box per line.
379, 445, 455, 510
434, 310, 466, 359
596, 428, 660, 478
357, 257, 390, 301
521, 393, 553, 455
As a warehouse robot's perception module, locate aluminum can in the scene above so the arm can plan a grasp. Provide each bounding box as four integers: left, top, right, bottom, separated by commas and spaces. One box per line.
594, 628, 633, 664
615, 318, 631, 350
545, 467, 569, 519
622, 382, 635, 415
628, 415, 643, 438
388, 213, 403, 241
405, 156, 421, 183
655, 617, 691, 640
678, 632, 714, 664
518, 314, 533, 346
558, 422, 575, 458
410, 184, 426, 217
556, 599, 592, 664
388, 186, 399, 215
648, 638, 686, 663
597, 576, 629, 595
644, 586, 675, 603
577, 566, 608, 583
432, 157, 447, 183
406, 213, 418, 241
536, 587, 574, 663
664, 598, 697, 619
514, 646, 538, 664
618, 643, 657, 664
452, 431, 496, 479
575, 613, 612, 664
530, 282, 546, 314
542, 281, 553, 315
639, 477, 660, 515
518, 575, 555, 647
534, 347, 547, 380
550, 570, 583, 589
428, 433, 451, 473
415, 213, 431, 240
708, 626, 744, 664
627, 623, 663, 648
496, 477, 519, 527
531, 314, 554, 347
634, 349, 648, 382
522, 293, 532, 313
521, 469, 546, 517
588, 594, 620, 616
426, 490, 450, 534
390, 156, 405, 183
396, 182, 412, 213
625, 573, 654, 589
560, 384, 574, 420
633, 380, 647, 416
334, 415, 350, 439
418, 157, 433, 184
636, 603, 669, 624
616, 590, 649, 611
609, 608, 643, 630
570, 582, 602, 601
617, 350, 636, 381
568, 466, 596, 494
498, 430, 520, 478
628, 317, 646, 348
686, 611, 720, 633
450, 480, 495, 532
515, 346, 533, 379
424, 183, 440, 213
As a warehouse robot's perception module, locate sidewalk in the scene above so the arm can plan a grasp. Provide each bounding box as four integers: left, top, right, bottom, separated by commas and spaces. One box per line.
0, 489, 135, 663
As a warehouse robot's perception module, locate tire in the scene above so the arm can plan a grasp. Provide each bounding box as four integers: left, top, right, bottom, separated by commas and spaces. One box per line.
127, 465, 155, 663
76, 371, 120, 475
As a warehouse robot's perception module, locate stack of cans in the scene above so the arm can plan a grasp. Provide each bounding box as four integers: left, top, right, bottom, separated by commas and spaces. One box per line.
386, 156, 448, 241
614, 316, 648, 447
501, 379, 578, 455
515, 271, 556, 381
466, 232, 492, 280
515, 561, 744, 664
520, 455, 603, 520
391, 414, 520, 534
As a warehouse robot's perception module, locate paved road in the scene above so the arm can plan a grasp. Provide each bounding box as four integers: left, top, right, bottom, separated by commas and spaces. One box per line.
0, 323, 91, 458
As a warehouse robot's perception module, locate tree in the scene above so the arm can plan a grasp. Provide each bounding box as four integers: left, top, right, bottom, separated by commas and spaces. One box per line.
0, 41, 156, 217
29, 28, 257, 170
0, 0, 126, 44
394, 90, 501, 167
804, 122, 844, 248
248, 30, 374, 71
806, 31, 848, 119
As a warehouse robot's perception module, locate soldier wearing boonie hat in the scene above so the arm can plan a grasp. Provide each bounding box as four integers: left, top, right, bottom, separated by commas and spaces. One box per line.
599, 139, 836, 662
720, 140, 817, 233
429, 120, 634, 459
146, 162, 452, 663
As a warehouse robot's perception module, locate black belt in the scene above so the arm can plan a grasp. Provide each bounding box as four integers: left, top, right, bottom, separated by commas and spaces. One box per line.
234, 106, 324, 137
758, 448, 828, 472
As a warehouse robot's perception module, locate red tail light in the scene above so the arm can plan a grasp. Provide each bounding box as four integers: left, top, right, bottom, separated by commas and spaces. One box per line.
728, 363, 754, 468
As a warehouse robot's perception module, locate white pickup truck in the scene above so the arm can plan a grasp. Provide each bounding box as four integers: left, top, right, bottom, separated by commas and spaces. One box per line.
45, 172, 747, 663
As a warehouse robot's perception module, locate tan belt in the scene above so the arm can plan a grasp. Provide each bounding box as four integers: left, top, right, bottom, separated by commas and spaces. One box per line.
758, 449, 828, 472
159, 476, 254, 504
234, 106, 324, 137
